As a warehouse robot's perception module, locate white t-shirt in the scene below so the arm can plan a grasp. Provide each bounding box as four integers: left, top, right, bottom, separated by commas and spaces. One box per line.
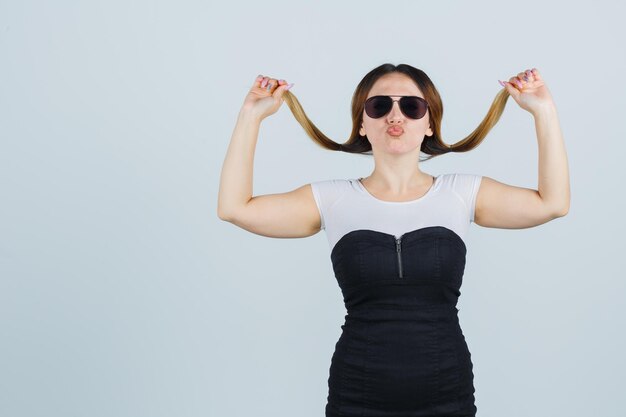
310, 173, 483, 252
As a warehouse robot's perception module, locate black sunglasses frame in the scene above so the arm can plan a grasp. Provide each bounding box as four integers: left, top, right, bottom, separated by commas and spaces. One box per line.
364, 95, 429, 120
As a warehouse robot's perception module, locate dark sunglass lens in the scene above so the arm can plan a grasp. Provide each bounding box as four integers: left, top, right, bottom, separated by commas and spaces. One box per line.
365, 96, 392, 118
401, 97, 427, 119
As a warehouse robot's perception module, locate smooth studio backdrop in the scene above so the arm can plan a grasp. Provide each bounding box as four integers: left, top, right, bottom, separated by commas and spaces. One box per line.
1, 1, 624, 416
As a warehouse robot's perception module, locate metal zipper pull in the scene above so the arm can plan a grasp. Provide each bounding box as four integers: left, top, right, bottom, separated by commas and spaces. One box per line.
396, 237, 403, 278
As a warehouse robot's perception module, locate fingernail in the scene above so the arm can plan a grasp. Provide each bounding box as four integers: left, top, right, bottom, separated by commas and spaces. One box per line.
498, 80, 505, 87
286, 83, 294, 90
261, 79, 268, 88
267, 83, 272, 91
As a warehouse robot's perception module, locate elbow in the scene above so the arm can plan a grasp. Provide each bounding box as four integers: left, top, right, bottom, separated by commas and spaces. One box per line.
218, 199, 251, 223
553, 210, 568, 219
217, 207, 234, 222
544, 195, 570, 219
552, 204, 570, 218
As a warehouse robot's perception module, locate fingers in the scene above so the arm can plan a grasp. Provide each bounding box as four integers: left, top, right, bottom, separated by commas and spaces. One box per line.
253, 74, 264, 88
252, 75, 277, 92
499, 67, 541, 90
509, 75, 524, 89
510, 70, 531, 88
253, 74, 293, 94
530, 68, 542, 81
262, 77, 274, 90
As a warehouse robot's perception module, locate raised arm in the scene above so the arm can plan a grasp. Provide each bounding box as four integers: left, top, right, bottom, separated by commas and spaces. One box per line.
475, 68, 570, 229
217, 75, 321, 238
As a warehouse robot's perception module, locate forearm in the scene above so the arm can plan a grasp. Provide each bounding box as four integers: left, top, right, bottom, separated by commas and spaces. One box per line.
217, 109, 262, 220
533, 104, 571, 215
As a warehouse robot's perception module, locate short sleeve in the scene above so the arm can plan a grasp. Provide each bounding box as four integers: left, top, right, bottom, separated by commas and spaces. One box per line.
451, 173, 483, 223
309, 179, 347, 231
309, 181, 325, 230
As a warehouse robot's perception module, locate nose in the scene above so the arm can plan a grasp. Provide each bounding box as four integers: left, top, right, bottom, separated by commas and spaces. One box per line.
386, 100, 404, 123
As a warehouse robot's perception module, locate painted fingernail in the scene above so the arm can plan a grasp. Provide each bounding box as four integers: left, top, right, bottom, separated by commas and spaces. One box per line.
523, 75, 528, 81
267, 83, 272, 91
261, 78, 267, 88
517, 80, 523, 87
498, 80, 505, 87
286, 83, 294, 90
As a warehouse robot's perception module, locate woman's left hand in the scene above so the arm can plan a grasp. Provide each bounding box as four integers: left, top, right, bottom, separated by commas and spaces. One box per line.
499, 68, 555, 116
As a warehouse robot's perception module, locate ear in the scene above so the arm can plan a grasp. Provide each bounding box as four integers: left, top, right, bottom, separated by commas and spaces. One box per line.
359, 124, 365, 136
426, 125, 433, 137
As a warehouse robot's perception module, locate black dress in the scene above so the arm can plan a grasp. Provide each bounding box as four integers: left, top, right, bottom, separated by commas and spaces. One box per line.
325, 226, 477, 417
310, 173, 483, 417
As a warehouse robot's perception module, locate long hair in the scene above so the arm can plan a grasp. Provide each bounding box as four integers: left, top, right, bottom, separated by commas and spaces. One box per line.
281, 63, 511, 162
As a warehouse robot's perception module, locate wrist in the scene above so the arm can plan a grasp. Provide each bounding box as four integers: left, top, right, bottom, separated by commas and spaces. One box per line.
531, 102, 557, 119
238, 106, 264, 124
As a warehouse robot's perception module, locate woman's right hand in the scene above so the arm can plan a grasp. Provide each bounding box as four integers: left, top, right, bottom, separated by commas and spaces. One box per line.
240, 75, 293, 121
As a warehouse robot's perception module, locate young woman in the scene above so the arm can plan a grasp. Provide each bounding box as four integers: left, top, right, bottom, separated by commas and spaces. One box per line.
217, 63, 570, 417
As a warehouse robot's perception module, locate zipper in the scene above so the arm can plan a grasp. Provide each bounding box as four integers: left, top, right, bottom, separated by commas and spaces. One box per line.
396, 236, 403, 278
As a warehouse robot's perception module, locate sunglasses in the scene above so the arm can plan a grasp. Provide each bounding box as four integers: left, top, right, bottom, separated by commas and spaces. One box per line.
364, 95, 429, 120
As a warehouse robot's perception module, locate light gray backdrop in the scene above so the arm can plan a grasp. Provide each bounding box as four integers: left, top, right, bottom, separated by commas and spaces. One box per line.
1, 1, 624, 416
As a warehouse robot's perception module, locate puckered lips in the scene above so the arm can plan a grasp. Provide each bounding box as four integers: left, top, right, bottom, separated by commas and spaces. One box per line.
387, 126, 404, 136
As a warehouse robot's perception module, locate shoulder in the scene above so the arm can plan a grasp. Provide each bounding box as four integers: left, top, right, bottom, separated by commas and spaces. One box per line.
309, 178, 355, 202
309, 179, 355, 231
310, 178, 352, 187
437, 173, 482, 191
439, 173, 483, 221
438, 172, 482, 183
436, 173, 483, 202
310, 178, 354, 193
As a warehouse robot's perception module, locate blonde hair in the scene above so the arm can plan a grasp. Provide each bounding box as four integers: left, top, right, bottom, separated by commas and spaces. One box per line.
281, 63, 511, 162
